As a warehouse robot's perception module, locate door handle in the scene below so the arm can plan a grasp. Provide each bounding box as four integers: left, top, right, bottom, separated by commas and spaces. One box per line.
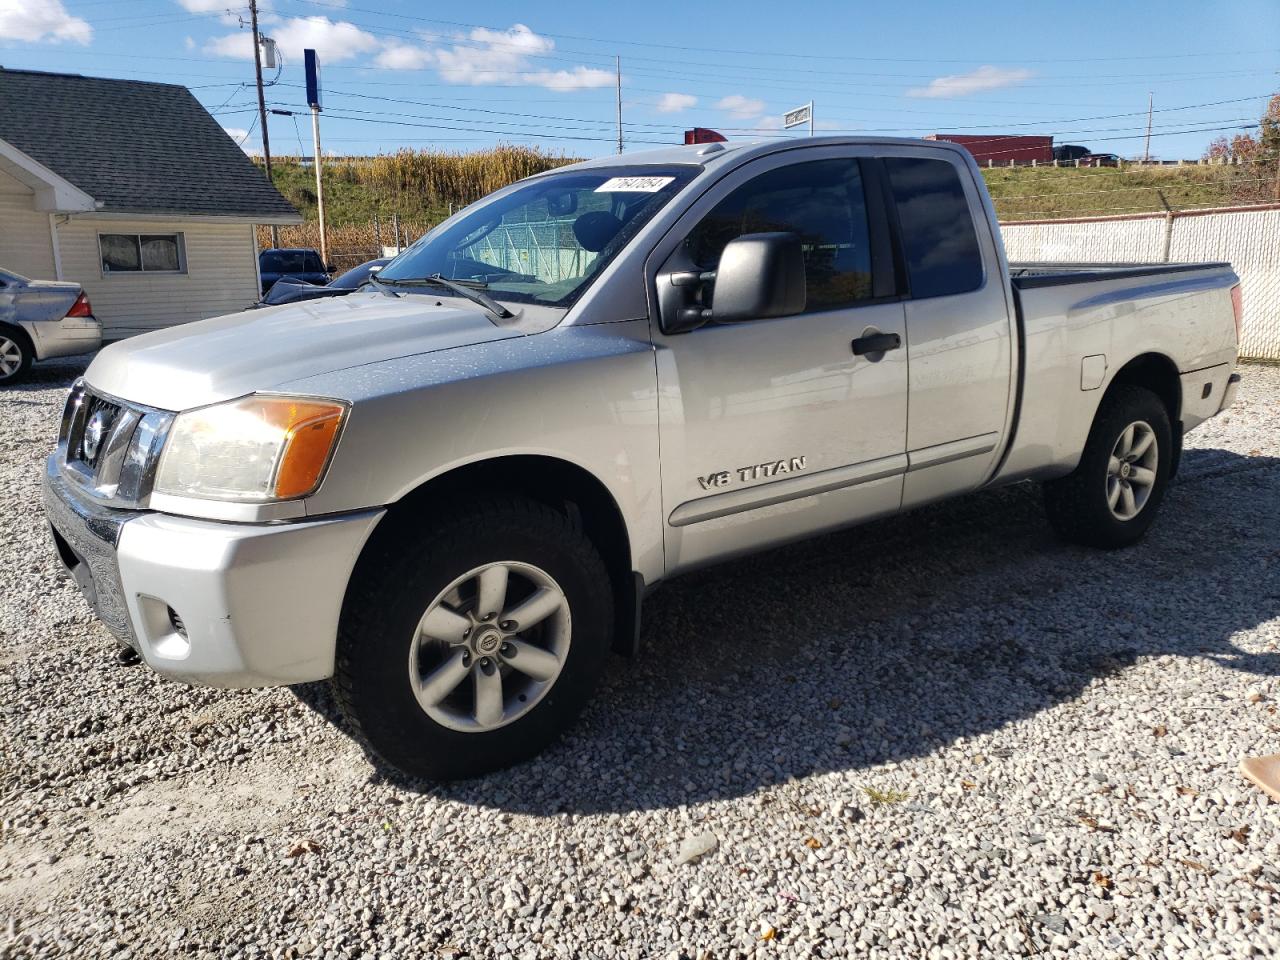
851, 332, 902, 356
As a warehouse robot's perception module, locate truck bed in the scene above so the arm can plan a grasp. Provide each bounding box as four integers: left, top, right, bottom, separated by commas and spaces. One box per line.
1008, 261, 1231, 289
994, 257, 1238, 489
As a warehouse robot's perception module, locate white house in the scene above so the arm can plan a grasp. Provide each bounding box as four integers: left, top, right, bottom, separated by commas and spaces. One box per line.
0, 67, 301, 339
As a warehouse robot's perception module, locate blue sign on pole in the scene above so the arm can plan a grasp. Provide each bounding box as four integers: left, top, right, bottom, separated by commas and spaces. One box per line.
304, 49, 321, 111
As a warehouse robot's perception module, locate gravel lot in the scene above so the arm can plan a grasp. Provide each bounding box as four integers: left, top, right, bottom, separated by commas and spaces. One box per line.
2, 358, 1278, 960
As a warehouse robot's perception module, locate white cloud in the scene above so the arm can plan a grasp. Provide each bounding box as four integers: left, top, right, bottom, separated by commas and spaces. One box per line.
525, 66, 614, 92
0, 0, 91, 44
176, 0, 344, 10
206, 16, 378, 64
375, 41, 434, 70
656, 92, 697, 114
221, 125, 249, 142
176, 0, 234, 11
906, 65, 1033, 99
205, 30, 252, 58
717, 94, 767, 120
374, 23, 613, 92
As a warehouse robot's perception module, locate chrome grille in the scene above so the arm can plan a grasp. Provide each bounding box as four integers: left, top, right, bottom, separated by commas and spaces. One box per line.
59, 380, 175, 508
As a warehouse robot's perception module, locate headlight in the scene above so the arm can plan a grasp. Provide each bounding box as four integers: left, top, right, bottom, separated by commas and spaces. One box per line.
154, 395, 348, 502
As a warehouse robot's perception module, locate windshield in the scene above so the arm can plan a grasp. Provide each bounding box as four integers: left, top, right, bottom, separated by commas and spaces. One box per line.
379, 165, 698, 308
333, 259, 390, 289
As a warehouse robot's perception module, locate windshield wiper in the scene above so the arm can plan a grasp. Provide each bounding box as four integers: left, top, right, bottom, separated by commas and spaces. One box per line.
362, 273, 401, 298
382, 274, 515, 319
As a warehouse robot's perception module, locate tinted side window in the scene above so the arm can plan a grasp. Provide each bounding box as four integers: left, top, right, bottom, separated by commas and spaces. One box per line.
260, 252, 286, 274
885, 157, 983, 299
303, 252, 325, 273
686, 158, 873, 311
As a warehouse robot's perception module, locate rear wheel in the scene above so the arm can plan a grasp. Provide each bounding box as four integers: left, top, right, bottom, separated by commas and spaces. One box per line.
333, 497, 614, 780
0, 326, 33, 385
1043, 385, 1173, 549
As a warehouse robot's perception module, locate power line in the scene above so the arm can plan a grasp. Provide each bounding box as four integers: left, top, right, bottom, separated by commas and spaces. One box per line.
281, 0, 1278, 66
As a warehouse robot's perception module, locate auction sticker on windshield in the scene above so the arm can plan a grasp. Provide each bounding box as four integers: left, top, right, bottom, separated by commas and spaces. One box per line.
595, 176, 675, 193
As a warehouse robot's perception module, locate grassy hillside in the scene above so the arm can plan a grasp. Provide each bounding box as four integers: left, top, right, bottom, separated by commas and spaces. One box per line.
255, 147, 1274, 267
259, 146, 575, 227
983, 163, 1272, 221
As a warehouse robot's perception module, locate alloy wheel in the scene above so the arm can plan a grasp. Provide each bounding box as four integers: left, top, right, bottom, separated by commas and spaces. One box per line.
407, 561, 571, 732
0, 337, 22, 379
1106, 420, 1158, 521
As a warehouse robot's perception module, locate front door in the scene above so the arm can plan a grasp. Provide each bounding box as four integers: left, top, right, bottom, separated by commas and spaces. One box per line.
651, 148, 909, 573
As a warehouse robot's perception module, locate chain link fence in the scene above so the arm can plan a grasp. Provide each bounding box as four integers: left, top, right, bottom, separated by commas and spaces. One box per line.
1001, 204, 1280, 361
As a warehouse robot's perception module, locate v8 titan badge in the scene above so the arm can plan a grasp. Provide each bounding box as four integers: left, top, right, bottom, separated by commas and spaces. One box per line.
697, 456, 808, 491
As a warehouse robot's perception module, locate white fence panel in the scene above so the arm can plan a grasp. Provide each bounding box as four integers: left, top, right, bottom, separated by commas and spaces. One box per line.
1167, 209, 1280, 362
1000, 206, 1280, 361
1001, 217, 1166, 264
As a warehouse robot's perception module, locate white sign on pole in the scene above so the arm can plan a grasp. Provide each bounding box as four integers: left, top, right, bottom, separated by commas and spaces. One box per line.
783, 102, 813, 132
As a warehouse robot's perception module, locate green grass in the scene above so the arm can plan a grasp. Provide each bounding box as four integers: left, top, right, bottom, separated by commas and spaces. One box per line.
983, 163, 1270, 221
259, 150, 1274, 230
862, 786, 911, 807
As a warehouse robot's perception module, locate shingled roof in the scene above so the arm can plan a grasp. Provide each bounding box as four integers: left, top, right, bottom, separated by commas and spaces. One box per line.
0, 67, 299, 221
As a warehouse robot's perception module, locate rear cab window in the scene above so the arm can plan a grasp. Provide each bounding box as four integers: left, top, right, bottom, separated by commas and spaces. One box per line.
884, 157, 984, 299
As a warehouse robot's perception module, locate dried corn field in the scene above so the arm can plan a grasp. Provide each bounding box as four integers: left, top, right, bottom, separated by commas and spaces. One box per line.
256, 145, 577, 266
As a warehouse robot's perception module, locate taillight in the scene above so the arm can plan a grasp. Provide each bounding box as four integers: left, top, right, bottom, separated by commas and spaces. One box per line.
65, 291, 93, 318
1230, 284, 1243, 343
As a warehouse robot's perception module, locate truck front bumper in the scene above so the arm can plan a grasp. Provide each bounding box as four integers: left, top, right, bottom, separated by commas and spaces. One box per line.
42, 457, 383, 688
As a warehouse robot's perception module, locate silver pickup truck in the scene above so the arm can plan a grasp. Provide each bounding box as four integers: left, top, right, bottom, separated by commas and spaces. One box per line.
43, 138, 1242, 779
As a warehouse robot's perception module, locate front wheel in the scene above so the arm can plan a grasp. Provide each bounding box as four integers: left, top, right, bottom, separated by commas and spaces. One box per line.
333, 497, 614, 780
1043, 385, 1173, 549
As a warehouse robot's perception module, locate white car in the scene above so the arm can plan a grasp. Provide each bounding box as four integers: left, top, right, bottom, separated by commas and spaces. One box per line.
0, 268, 102, 383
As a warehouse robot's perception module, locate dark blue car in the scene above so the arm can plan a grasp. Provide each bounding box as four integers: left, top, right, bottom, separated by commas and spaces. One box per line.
258, 248, 329, 294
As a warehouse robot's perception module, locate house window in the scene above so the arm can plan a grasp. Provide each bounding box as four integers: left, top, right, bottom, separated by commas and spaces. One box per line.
100, 233, 186, 275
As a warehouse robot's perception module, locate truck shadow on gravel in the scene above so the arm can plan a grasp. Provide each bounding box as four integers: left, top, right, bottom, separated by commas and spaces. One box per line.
298, 446, 1280, 813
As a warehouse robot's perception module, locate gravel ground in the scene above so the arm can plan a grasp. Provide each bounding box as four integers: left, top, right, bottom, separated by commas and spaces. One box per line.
1, 358, 1278, 960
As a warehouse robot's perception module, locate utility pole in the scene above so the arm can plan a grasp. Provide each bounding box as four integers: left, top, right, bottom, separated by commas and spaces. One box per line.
311, 106, 328, 269
1143, 91, 1153, 163
248, 0, 277, 246
615, 56, 623, 155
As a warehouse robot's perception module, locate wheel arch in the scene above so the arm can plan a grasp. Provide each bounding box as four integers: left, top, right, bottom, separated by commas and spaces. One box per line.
1102, 352, 1183, 475
356, 454, 642, 655
1104, 352, 1181, 422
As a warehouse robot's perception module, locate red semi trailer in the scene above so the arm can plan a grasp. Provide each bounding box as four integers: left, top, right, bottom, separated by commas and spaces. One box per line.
925, 134, 1054, 164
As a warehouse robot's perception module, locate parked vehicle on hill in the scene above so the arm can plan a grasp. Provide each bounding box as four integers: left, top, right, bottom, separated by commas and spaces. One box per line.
258, 248, 329, 294
255, 258, 392, 308
0, 268, 101, 384
925, 133, 1054, 165
1053, 143, 1090, 163
44, 137, 1242, 779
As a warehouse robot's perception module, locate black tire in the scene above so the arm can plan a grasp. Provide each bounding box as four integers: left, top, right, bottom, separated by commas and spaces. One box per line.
333, 497, 614, 780
0, 325, 34, 385
1043, 385, 1173, 549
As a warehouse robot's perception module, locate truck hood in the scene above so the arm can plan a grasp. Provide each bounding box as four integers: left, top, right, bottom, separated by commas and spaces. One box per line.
85, 292, 536, 410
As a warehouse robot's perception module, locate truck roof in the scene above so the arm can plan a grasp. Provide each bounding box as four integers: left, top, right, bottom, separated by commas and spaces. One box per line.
555, 136, 971, 175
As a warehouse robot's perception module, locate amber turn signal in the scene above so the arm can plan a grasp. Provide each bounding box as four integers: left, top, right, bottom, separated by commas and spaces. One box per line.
261, 399, 347, 498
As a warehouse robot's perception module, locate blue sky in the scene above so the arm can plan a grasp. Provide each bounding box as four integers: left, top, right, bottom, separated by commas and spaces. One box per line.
1, 0, 1276, 160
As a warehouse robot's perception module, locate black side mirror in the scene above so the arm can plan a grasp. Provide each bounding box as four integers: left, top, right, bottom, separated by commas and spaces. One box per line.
661, 232, 806, 333
711, 232, 805, 322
